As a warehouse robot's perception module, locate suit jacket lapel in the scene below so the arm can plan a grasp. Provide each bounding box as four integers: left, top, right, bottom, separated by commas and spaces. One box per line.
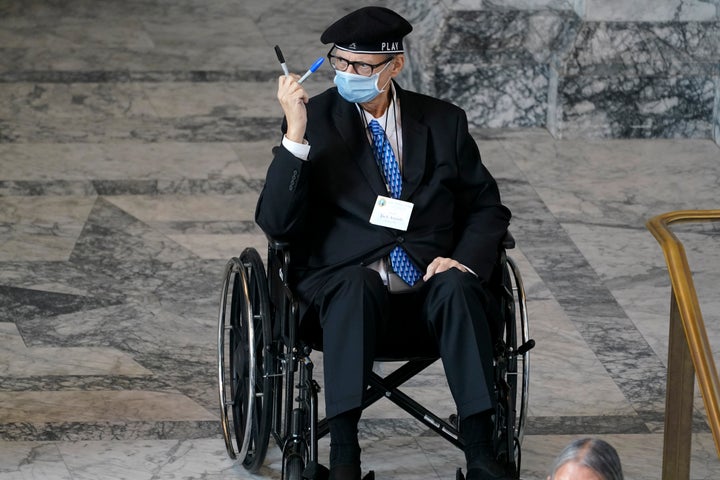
397, 86, 428, 200
331, 94, 388, 195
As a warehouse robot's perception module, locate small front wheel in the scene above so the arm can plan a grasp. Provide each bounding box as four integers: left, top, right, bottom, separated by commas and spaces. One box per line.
283, 454, 305, 480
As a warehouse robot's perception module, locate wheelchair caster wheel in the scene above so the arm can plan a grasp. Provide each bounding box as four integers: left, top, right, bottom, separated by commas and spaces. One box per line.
301, 461, 329, 480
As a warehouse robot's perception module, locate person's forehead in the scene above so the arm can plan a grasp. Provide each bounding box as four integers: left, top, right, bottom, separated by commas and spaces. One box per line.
554, 462, 603, 480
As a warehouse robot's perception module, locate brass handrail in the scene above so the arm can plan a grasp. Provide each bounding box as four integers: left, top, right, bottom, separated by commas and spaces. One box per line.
646, 209, 720, 479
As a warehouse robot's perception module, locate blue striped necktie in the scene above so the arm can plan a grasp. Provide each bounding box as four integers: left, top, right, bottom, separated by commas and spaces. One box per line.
367, 119, 421, 286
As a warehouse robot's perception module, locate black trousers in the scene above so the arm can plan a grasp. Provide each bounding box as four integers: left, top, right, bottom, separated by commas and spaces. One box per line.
307, 265, 498, 420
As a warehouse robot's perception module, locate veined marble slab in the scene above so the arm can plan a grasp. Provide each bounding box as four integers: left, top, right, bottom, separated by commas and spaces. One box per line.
0, 112, 279, 144
0, 143, 247, 181
482, 0, 575, 10
57, 438, 241, 480
142, 82, 280, 118
563, 22, 720, 77
105, 194, 258, 223
0, 391, 215, 423
395, 0, 720, 142
0, 442, 73, 480
0, 195, 95, 261
1, 433, 719, 479
502, 137, 720, 227
0, 81, 284, 143
437, 63, 549, 128
0, 322, 150, 377
564, 222, 720, 366
437, 9, 580, 65
525, 298, 636, 418
141, 16, 265, 50
402, 7, 581, 128
0, 46, 280, 73
584, 0, 719, 22
167, 232, 266, 260
0, 83, 156, 119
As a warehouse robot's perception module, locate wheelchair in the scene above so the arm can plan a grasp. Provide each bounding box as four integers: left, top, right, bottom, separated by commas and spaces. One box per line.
217, 234, 533, 479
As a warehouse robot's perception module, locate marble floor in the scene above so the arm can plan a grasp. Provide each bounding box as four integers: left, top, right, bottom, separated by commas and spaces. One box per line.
2, 1, 720, 479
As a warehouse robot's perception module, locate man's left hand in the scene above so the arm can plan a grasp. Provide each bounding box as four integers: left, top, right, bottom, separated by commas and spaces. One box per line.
423, 257, 467, 281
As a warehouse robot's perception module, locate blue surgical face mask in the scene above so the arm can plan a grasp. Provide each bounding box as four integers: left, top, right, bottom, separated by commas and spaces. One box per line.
333, 61, 392, 104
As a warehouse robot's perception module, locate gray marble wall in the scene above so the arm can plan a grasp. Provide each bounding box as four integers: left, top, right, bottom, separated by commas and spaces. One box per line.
391, 0, 720, 145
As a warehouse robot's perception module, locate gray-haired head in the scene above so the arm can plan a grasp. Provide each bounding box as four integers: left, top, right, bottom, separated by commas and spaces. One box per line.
549, 438, 623, 480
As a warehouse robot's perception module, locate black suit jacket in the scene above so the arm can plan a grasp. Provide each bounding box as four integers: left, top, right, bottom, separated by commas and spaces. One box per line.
256, 83, 511, 304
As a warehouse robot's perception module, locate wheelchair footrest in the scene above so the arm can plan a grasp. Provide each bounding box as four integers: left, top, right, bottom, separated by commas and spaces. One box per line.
455, 466, 519, 480
301, 464, 373, 480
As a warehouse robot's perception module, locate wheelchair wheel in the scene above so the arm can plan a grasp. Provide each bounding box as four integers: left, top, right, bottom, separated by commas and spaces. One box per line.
505, 256, 530, 448
495, 254, 531, 477
217, 248, 274, 472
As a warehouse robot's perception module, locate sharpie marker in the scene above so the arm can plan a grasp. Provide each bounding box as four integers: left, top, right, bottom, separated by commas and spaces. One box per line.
298, 57, 325, 84
274, 45, 290, 76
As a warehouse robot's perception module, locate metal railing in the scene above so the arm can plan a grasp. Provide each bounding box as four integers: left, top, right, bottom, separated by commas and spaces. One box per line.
646, 209, 720, 479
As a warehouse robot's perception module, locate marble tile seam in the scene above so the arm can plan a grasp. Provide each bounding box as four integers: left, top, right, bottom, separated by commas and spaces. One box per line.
0, 69, 283, 83
361, 416, 656, 437
0, 118, 280, 144
0, 387, 216, 413
0, 375, 181, 393
0, 414, 709, 443
3, 60, 714, 82
0, 178, 266, 195
0, 69, 332, 85
0, 420, 223, 442
556, 219, 657, 232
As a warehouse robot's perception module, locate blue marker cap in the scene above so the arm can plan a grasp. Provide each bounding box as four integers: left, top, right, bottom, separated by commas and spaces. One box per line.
298, 57, 325, 84
309, 57, 324, 73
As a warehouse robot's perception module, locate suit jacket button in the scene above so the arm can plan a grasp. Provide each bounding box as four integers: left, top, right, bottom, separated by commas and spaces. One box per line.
397, 236, 404, 243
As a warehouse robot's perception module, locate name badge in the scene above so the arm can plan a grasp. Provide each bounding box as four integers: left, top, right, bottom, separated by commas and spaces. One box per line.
369, 195, 414, 231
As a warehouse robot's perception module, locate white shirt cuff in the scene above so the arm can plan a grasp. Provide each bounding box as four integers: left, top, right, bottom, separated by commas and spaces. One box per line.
282, 135, 311, 161
461, 264, 478, 277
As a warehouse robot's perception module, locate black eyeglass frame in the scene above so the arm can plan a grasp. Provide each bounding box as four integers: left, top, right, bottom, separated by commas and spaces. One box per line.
327, 50, 396, 77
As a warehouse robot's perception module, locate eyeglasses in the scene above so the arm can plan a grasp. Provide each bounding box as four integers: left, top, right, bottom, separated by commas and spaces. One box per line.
327, 53, 395, 77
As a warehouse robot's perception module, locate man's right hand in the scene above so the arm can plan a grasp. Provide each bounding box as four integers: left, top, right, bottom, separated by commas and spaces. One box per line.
277, 74, 309, 144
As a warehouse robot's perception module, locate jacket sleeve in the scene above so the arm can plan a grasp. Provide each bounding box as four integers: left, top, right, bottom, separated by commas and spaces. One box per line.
255, 142, 311, 240
450, 111, 512, 283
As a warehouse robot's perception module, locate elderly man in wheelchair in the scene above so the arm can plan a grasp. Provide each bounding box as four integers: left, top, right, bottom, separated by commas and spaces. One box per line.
217, 7, 533, 480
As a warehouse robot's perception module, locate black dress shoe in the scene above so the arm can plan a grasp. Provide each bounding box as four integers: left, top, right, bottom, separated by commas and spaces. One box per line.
465, 465, 514, 480
329, 463, 360, 480
465, 451, 514, 480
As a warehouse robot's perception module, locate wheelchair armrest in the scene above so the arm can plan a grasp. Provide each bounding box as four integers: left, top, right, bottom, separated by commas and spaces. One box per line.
502, 231, 516, 250
267, 236, 290, 254
266, 236, 294, 302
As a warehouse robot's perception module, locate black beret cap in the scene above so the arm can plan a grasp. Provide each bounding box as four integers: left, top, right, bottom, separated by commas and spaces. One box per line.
320, 6, 412, 54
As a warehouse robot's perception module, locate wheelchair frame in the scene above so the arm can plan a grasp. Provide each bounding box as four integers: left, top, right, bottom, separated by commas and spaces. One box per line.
218, 237, 533, 480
